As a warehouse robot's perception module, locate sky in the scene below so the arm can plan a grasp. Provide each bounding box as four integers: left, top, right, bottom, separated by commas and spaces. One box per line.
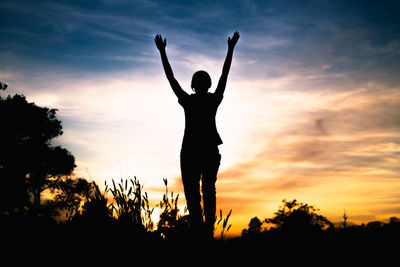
1, 0, 400, 235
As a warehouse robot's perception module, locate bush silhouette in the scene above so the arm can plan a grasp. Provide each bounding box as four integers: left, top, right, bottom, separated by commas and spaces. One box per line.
265, 199, 333, 233
241, 217, 263, 236
51, 177, 92, 220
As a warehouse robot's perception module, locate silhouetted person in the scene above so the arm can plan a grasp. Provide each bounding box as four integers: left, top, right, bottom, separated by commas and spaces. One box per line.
155, 31, 240, 239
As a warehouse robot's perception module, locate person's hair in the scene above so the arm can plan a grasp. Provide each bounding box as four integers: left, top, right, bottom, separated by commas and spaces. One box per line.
191, 70, 211, 93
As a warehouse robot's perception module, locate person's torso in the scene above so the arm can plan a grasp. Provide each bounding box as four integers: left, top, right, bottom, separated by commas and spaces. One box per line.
178, 93, 223, 149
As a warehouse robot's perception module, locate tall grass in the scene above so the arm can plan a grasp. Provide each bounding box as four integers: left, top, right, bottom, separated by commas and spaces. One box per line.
75, 177, 232, 240
216, 209, 232, 240
108, 177, 154, 231
156, 178, 189, 238
80, 180, 113, 223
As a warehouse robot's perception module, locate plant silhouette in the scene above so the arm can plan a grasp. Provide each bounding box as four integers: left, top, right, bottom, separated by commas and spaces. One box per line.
155, 31, 240, 239
265, 199, 333, 233
156, 178, 191, 240
51, 177, 92, 220
0, 84, 75, 215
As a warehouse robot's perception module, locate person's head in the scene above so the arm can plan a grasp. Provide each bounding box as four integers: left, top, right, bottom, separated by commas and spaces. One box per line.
191, 70, 211, 94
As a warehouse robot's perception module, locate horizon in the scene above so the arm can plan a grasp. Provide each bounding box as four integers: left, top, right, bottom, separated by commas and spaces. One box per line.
1, 0, 400, 236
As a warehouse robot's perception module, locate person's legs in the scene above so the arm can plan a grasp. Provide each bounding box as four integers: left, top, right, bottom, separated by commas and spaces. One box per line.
180, 149, 203, 229
201, 147, 221, 238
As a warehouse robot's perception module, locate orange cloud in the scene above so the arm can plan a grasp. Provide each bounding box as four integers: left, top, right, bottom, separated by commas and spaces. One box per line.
212, 84, 400, 235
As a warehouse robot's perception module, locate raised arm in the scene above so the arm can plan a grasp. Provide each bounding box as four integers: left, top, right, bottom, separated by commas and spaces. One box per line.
155, 34, 187, 99
215, 31, 240, 97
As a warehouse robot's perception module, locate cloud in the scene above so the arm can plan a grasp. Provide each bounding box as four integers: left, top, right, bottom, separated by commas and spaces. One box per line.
213, 81, 400, 232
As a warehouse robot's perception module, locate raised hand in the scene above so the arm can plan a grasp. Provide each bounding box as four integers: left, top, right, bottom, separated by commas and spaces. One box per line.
215, 31, 239, 97
154, 34, 166, 51
228, 31, 240, 49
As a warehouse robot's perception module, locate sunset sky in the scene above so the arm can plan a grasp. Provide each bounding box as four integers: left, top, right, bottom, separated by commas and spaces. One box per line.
1, 0, 400, 235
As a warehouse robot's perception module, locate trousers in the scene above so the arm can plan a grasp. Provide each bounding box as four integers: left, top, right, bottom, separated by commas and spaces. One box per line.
180, 146, 221, 236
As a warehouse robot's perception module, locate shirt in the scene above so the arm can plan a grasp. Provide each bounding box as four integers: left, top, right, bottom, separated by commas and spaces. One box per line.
178, 92, 223, 149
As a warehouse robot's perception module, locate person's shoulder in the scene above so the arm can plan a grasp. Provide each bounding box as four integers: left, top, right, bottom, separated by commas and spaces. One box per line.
178, 92, 194, 105
208, 92, 223, 103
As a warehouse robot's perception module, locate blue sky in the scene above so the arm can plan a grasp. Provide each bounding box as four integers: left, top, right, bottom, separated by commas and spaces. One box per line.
2, 0, 399, 80
1, 0, 400, 234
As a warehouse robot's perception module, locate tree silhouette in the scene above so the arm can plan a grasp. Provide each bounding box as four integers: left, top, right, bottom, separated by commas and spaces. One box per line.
0, 83, 75, 214
241, 216, 263, 237
265, 199, 333, 233
0, 81, 8, 90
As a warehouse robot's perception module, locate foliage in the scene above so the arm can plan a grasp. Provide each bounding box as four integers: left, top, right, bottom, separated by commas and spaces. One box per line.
216, 209, 232, 240
51, 177, 92, 220
241, 217, 263, 236
0, 83, 75, 213
108, 177, 154, 232
265, 199, 333, 232
79, 181, 114, 226
157, 178, 189, 238
0, 81, 7, 90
